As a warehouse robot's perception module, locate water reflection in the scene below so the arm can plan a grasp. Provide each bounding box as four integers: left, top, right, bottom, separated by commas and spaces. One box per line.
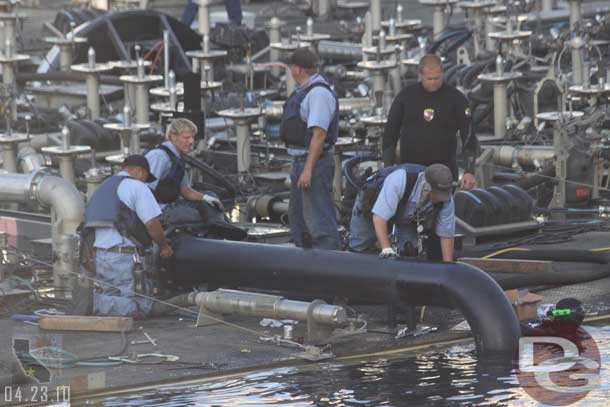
85, 326, 610, 407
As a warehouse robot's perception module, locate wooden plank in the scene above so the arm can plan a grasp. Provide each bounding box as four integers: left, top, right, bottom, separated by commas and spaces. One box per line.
39, 316, 133, 332
458, 257, 553, 274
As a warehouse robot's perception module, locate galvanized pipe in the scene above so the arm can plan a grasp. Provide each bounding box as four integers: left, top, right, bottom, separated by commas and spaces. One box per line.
0, 171, 84, 296
135, 83, 150, 125
58, 44, 73, 72
263, 97, 371, 119
197, 0, 210, 36
432, 5, 445, 38
488, 145, 556, 167
86, 74, 101, 120
571, 40, 583, 86
370, 0, 381, 32
235, 121, 251, 172
268, 17, 281, 77
189, 289, 347, 326
493, 82, 508, 139
2, 62, 17, 121
2, 144, 18, 173
58, 156, 76, 184
568, 0, 581, 31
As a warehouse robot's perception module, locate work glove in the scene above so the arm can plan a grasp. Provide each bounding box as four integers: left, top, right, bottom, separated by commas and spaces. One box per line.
379, 247, 398, 259
202, 193, 224, 211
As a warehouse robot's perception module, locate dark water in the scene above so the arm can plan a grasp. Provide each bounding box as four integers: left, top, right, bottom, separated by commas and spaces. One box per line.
85, 325, 610, 407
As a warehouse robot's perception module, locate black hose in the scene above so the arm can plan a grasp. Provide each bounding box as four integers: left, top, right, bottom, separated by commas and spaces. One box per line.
183, 155, 237, 197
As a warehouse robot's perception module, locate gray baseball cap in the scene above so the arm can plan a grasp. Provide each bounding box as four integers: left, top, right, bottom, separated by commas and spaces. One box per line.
424, 164, 455, 202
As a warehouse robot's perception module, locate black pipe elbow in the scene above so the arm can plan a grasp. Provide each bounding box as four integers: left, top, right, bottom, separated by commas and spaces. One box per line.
171, 238, 521, 355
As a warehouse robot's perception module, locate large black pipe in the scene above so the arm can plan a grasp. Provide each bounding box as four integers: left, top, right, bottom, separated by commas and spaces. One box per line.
172, 238, 520, 355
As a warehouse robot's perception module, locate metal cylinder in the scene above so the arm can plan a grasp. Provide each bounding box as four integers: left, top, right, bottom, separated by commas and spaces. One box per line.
493, 82, 508, 139
432, 5, 445, 38
2, 144, 18, 173
571, 44, 583, 86
568, 0, 581, 31
200, 63, 215, 84
192, 289, 347, 325
85, 167, 106, 200
541, 0, 553, 12
364, 11, 373, 47
489, 145, 556, 167
129, 127, 141, 155
286, 66, 296, 95
582, 62, 590, 89
61, 126, 71, 151
59, 44, 73, 72
198, 0, 210, 36
135, 83, 150, 125
54, 233, 79, 299
306, 17, 313, 37
87, 47, 96, 69
235, 121, 251, 172
58, 156, 76, 184
318, 0, 331, 17
317, 41, 362, 60
2, 63, 17, 121
86, 74, 101, 119
371, 71, 385, 104
268, 17, 281, 77
484, 17, 495, 52
370, 0, 381, 32
163, 30, 170, 89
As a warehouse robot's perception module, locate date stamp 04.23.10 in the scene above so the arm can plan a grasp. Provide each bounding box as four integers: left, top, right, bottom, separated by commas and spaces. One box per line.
3, 385, 71, 404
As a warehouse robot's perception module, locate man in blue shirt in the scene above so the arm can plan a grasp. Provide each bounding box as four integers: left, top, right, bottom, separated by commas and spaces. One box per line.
349, 164, 456, 261
85, 155, 173, 317
280, 48, 340, 250
145, 118, 222, 210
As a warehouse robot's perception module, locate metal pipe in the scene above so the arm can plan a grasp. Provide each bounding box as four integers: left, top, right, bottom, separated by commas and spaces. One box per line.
172, 238, 521, 355
432, 5, 445, 38
2, 63, 17, 121
235, 121, 251, 172
58, 156, 76, 184
263, 97, 371, 119
17, 146, 46, 173
541, 0, 553, 12
493, 82, 508, 139
189, 289, 347, 325
86, 74, 101, 120
456, 218, 540, 236
0, 171, 84, 296
135, 84, 150, 125
198, 0, 210, 36
2, 144, 18, 173
571, 39, 583, 86
268, 17, 281, 77
568, 0, 581, 31
317, 41, 363, 61
163, 30, 170, 89
488, 145, 556, 167
370, 0, 381, 32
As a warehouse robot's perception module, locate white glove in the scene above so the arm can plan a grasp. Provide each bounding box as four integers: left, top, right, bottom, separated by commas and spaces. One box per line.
202, 194, 223, 210
379, 247, 398, 259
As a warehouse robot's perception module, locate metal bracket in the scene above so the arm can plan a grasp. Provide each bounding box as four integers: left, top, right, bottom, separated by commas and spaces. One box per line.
306, 299, 334, 344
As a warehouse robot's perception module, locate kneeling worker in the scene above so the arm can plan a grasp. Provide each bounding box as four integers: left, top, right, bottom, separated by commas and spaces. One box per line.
84, 155, 173, 317
349, 163, 456, 261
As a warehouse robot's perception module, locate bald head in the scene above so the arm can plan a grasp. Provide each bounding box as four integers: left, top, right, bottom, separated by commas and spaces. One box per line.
418, 54, 443, 93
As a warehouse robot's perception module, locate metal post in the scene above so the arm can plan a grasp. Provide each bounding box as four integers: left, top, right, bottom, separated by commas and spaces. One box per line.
2, 144, 18, 173
58, 156, 76, 184
364, 11, 373, 47
484, 16, 495, 52
86, 75, 100, 120
135, 84, 149, 125
541, 0, 553, 12
198, 0, 210, 36
571, 40, 583, 86
493, 82, 508, 139
568, 0, 581, 31
268, 17, 281, 77
163, 30, 170, 89
432, 5, 445, 38
371, 70, 385, 105
59, 44, 73, 72
2, 63, 17, 121
370, 0, 381, 32
235, 121, 251, 172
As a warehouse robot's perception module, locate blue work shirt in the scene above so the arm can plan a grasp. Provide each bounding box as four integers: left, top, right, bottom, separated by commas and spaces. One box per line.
145, 140, 189, 190
94, 171, 162, 249
288, 74, 337, 156
372, 170, 455, 237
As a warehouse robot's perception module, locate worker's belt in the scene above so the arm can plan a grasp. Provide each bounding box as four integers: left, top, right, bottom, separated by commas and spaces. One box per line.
291, 149, 334, 161
96, 246, 137, 254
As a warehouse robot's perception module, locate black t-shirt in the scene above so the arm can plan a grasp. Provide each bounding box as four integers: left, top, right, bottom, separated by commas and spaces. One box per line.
382, 83, 478, 178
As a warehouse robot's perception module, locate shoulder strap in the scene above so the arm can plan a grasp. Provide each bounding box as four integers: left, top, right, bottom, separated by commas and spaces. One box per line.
157, 144, 178, 161
399, 171, 420, 207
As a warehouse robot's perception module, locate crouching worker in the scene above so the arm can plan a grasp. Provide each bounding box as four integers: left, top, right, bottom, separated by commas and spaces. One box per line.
84, 155, 173, 317
349, 163, 456, 261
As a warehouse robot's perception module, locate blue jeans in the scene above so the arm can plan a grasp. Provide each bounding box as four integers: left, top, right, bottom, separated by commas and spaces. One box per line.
348, 192, 418, 254
289, 154, 339, 250
181, 0, 242, 26
93, 251, 152, 317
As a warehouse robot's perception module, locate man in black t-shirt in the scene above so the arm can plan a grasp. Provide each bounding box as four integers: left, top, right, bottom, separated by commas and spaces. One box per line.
382, 54, 479, 189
